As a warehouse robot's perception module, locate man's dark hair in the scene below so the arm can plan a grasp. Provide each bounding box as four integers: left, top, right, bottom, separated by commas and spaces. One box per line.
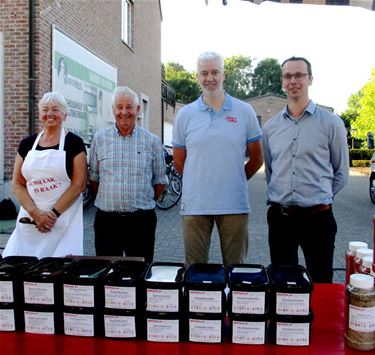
281, 56, 312, 77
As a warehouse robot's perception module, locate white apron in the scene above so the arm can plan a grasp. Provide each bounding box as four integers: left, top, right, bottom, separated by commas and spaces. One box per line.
3, 129, 83, 258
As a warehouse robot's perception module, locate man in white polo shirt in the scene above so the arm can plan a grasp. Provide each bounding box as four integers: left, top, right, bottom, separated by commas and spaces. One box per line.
173, 51, 263, 266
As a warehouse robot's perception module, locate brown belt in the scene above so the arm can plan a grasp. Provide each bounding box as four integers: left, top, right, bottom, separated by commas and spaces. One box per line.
271, 203, 332, 217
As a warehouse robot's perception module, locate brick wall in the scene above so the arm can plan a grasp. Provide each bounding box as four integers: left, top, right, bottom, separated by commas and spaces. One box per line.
0, 0, 30, 180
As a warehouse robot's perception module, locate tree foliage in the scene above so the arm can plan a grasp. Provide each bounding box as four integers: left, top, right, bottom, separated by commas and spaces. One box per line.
250, 58, 285, 97
345, 69, 375, 145
164, 62, 200, 104
340, 91, 363, 129
223, 55, 253, 100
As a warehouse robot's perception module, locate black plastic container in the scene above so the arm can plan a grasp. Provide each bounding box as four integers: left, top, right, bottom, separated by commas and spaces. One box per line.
145, 311, 185, 342
63, 258, 112, 337
269, 311, 314, 346
103, 260, 149, 339
227, 264, 269, 316
185, 263, 227, 315
0, 256, 38, 331
22, 257, 73, 334
230, 313, 268, 344
144, 262, 186, 314
267, 264, 313, 316
188, 312, 225, 343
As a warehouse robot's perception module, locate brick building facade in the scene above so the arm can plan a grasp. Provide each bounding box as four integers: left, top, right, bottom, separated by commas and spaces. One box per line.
0, 0, 162, 200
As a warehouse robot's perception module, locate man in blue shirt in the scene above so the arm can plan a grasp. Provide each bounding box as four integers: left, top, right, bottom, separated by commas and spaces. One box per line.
262, 56, 349, 283
173, 51, 263, 266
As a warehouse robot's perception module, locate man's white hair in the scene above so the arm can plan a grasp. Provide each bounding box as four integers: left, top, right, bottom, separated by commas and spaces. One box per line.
112, 86, 139, 107
197, 51, 224, 72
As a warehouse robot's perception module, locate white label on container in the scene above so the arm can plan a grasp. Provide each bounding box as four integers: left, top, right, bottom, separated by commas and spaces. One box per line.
24, 310, 55, 334
276, 293, 310, 315
189, 318, 222, 343
0, 281, 14, 303
146, 288, 179, 312
63, 284, 94, 307
349, 305, 375, 332
232, 291, 265, 314
189, 290, 222, 313
147, 318, 179, 342
104, 314, 136, 338
232, 267, 261, 273
232, 320, 265, 344
64, 312, 94, 337
104, 285, 136, 310
0, 309, 15, 331
276, 322, 310, 346
24, 281, 54, 305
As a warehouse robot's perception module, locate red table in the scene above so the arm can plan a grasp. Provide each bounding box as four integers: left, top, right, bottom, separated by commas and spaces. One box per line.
0, 284, 361, 355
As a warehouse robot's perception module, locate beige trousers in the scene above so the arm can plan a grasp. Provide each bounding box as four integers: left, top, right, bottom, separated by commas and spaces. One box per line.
182, 214, 249, 266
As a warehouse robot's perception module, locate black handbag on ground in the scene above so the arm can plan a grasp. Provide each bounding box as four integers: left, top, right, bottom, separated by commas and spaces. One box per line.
0, 198, 17, 220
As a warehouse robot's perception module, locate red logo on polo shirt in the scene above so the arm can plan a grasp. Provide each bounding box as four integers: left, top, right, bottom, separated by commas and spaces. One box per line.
225, 116, 237, 123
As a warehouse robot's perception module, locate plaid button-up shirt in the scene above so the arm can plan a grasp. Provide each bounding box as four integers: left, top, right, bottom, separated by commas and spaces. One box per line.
89, 125, 167, 212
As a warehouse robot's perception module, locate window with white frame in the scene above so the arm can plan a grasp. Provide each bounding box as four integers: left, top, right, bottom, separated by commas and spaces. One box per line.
121, 0, 133, 47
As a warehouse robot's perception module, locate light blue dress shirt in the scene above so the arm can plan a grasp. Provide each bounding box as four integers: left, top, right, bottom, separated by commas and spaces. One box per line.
262, 101, 349, 207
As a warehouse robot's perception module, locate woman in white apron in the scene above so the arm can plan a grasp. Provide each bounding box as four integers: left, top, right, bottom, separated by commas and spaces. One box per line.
2, 92, 87, 258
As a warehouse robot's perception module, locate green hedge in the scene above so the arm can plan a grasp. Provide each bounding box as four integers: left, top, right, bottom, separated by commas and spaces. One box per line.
349, 149, 375, 161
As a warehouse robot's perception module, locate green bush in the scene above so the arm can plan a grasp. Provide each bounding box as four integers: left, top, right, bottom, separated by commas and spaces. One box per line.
349, 149, 375, 161
351, 160, 370, 167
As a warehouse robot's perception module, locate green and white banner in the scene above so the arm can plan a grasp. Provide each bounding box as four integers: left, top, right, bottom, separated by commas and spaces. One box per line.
52, 26, 117, 145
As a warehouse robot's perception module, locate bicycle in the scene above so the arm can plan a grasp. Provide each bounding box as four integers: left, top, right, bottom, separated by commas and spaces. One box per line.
370, 152, 375, 204
156, 147, 182, 210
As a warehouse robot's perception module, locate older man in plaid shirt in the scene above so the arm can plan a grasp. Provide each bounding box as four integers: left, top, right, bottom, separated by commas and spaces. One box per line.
89, 86, 167, 262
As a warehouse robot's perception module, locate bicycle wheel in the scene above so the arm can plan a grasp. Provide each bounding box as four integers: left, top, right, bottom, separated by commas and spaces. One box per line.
156, 177, 182, 210
170, 175, 182, 195
370, 176, 375, 204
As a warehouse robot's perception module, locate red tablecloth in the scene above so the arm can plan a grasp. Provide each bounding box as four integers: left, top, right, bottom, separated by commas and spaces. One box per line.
0, 284, 361, 355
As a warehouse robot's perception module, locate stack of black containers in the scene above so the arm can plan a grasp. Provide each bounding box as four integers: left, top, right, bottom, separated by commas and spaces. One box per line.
144, 262, 186, 342
227, 264, 269, 344
62, 258, 112, 337
0, 256, 37, 332
268, 265, 314, 346
22, 257, 73, 334
103, 259, 148, 339
185, 263, 227, 343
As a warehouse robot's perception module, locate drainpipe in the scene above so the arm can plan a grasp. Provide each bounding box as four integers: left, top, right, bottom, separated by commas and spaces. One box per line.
28, 0, 36, 134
